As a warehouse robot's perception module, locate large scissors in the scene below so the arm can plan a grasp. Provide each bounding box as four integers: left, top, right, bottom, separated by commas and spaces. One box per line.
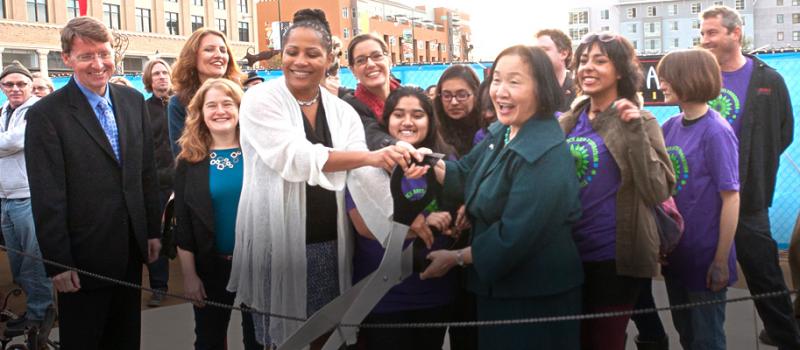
277, 153, 444, 350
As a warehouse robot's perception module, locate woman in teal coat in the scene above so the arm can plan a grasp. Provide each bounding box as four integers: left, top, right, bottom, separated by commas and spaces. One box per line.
412, 45, 584, 349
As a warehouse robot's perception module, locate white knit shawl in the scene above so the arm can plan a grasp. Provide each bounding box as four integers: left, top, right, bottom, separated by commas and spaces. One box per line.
228, 77, 394, 346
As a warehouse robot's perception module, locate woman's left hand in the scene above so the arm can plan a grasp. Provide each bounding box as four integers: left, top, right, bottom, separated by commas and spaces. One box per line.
420, 250, 457, 280
706, 260, 730, 292
614, 99, 642, 122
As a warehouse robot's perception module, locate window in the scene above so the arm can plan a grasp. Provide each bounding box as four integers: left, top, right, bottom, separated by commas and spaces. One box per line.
215, 0, 225, 10
647, 39, 660, 52
103, 3, 120, 29
778, 32, 784, 41
193, 0, 203, 6
692, 37, 701, 46
794, 13, 800, 23
646, 22, 661, 36
569, 11, 588, 25
691, 3, 701, 14
600, 9, 609, 20
343, 27, 349, 38
778, 14, 785, 23
27, 0, 48, 22
736, 0, 744, 9
632, 40, 638, 50
795, 31, 800, 41
217, 18, 227, 35
671, 21, 679, 30
238, 0, 247, 13
647, 6, 656, 17
568, 27, 588, 41
165, 0, 177, 2
714, 1, 723, 5
672, 38, 680, 48
238, 21, 249, 41
669, 4, 678, 15
135, 8, 151, 32
627, 8, 637, 18
692, 19, 700, 29
777, 0, 784, 5
601, 26, 610, 31
794, 0, 799, 5
342, 7, 348, 18
629, 23, 637, 33
166, 11, 179, 35
67, 0, 79, 19
192, 15, 204, 32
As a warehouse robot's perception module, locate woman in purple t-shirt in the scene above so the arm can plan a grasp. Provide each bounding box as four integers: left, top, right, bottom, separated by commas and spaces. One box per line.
559, 32, 675, 350
658, 49, 740, 350
347, 87, 458, 350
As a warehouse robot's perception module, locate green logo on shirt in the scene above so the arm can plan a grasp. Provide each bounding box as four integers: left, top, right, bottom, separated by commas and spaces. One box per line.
566, 136, 600, 188
709, 88, 742, 125
666, 146, 690, 195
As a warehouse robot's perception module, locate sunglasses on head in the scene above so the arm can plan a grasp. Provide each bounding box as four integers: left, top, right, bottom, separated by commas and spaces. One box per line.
581, 32, 620, 45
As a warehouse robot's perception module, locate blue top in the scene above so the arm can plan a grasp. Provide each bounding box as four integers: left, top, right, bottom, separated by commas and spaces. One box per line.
167, 95, 187, 156
75, 77, 120, 161
209, 148, 243, 255
74, 77, 114, 119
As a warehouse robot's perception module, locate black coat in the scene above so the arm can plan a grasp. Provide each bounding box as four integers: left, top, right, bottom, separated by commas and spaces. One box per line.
24, 78, 161, 289
342, 94, 397, 151
146, 95, 175, 192
173, 158, 218, 279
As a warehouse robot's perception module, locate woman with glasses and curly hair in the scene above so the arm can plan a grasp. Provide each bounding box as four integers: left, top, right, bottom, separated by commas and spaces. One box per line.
173, 78, 259, 350
433, 65, 484, 158
168, 28, 243, 156
559, 32, 675, 350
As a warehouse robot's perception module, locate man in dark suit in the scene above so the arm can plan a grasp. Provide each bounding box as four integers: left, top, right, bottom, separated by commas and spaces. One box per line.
24, 16, 161, 350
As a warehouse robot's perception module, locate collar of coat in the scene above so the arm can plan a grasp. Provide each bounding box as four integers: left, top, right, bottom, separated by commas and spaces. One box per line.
486, 114, 566, 164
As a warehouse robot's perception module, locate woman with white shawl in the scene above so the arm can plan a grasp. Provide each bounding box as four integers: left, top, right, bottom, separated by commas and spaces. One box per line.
228, 9, 425, 349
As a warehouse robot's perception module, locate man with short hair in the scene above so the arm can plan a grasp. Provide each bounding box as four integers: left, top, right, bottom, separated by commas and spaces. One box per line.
24, 17, 161, 350
701, 5, 797, 349
0, 60, 54, 333
141, 58, 174, 307
535, 29, 575, 111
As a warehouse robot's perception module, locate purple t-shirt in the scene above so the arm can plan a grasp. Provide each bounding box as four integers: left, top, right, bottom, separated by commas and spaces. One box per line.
345, 178, 456, 314
661, 109, 740, 292
709, 57, 753, 136
566, 109, 621, 262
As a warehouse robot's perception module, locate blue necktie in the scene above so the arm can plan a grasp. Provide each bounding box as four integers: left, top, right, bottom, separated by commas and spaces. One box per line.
96, 100, 120, 162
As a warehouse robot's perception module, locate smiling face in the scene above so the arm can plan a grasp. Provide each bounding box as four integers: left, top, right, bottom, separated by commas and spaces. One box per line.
440, 78, 475, 120
576, 43, 619, 100
490, 54, 538, 128
196, 34, 229, 82
351, 39, 389, 91
62, 36, 115, 96
202, 86, 239, 138
282, 27, 331, 98
701, 15, 741, 63
387, 96, 430, 146
1, 73, 33, 109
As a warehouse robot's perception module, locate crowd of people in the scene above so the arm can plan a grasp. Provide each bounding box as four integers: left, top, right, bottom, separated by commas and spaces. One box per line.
0, 4, 796, 350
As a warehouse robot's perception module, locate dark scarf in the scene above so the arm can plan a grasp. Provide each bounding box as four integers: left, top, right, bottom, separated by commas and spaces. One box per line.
354, 78, 401, 124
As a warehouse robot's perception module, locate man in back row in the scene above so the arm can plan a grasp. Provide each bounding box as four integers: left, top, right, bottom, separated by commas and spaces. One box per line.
24, 16, 161, 350
701, 5, 797, 349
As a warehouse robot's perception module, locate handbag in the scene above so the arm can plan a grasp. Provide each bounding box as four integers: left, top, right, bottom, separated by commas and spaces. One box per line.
654, 196, 684, 257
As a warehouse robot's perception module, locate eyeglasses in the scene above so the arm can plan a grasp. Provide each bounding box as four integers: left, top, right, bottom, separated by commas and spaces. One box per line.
439, 90, 472, 103
73, 51, 114, 63
581, 32, 620, 45
32, 86, 51, 92
353, 52, 387, 67
1, 81, 29, 89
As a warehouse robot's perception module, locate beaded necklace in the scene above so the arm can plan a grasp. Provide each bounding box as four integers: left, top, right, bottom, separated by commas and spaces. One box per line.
504, 127, 512, 146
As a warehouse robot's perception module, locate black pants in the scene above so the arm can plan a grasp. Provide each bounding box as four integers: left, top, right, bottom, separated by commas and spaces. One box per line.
631, 279, 667, 342
193, 257, 260, 350
56, 244, 143, 350
360, 305, 450, 350
449, 270, 478, 350
736, 210, 800, 349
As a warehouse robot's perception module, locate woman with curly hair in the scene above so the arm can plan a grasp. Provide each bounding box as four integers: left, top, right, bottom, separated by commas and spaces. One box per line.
559, 32, 675, 349
433, 65, 484, 158
168, 28, 242, 155
174, 78, 259, 350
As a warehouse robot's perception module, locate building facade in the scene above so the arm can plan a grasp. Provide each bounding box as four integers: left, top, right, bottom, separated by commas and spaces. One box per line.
754, 0, 800, 49
255, 0, 471, 66
569, 0, 758, 54
0, 0, 257, 75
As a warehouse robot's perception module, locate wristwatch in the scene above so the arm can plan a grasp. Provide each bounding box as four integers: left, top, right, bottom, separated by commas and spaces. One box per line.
455, 249, 465, 267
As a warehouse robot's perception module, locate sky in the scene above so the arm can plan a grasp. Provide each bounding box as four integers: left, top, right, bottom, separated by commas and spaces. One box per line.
399, 0, 577, 60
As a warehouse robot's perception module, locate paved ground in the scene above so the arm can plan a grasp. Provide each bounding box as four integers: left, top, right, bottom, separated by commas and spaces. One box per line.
0, 252, 793, 349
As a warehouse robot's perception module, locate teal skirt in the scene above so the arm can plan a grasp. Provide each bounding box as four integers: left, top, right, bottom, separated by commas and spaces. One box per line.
476, 287, 581, 349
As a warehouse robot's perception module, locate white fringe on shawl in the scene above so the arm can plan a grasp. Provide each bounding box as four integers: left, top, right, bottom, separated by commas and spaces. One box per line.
227, 77, 394, 347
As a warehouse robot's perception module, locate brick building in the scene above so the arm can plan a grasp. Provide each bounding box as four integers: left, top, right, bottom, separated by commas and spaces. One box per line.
255, 0, 471, 65
0, 0, 257, 75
